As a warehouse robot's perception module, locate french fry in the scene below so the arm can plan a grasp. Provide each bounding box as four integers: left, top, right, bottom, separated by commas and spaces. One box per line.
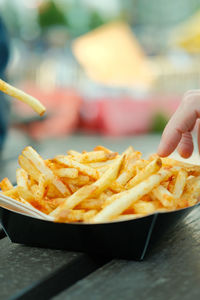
22, 147, 70, 195
87, 161, 114, 168
18, 155, 41, 182
114, 214, 144, 221
45, 198, 65, 211
96, 165, 110, 175
16, 169, 37, 205
93, 155, 124, 195
2, 187, 20, 200
180, 176, 200, 207
36, 174, 48, 200
70, 151, 118, 163
50, 155, 124, 216
46, 183, 68, 198
64, 175, 91, 186
76, 198, 105, 211
0, 78, 46, 116
68, 183, 79, 193
83, 210, 97, 222
123, 146, 136, 156
54, 168, 78, 179
173, 169, 188, 198
151, 185, 176, 208
109, 181, 124, 193
1, 144, 200, 224
133, 200, 156, 215
162, 157, 200, 175
0, 178, 13, 191
16, 168, 29, 189
50, 185, 97, 216
55, 209, 85, 223
67, 150, 81, 156
116, 152, 141, 185
93, 169, 170, 223
93, 145, 112, 153
126, 158, 162, 189
54, 155, 99, 179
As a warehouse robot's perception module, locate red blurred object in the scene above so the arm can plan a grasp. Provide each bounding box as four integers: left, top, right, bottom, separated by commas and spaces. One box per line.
14, 83, 82, 140
99, 98, 153, 135
79, 96, 181, 136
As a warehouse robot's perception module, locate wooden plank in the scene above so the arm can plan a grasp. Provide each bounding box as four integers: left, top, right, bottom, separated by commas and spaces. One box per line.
54, 208, 200, 300
0, 238, 108, 300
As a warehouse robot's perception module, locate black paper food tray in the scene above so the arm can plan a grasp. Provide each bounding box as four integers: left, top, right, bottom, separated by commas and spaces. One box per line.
0, 204, 199, 260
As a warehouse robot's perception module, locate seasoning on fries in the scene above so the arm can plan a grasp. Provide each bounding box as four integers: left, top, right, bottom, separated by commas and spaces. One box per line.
0, 145, 200, 223
0, 79, 46, 116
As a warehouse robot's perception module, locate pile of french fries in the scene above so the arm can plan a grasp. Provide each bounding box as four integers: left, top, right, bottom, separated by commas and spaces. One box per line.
0, 145, 200, 223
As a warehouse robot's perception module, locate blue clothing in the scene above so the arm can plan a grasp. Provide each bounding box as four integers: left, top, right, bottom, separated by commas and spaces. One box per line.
0, 17, 10, 149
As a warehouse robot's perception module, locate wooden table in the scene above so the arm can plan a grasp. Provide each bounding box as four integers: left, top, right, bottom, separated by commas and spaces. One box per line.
0, 131, 200, 300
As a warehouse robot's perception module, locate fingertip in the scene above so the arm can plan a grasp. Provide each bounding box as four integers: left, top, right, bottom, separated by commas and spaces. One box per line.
177, 148, 193, 158
157, 141, 174, 157
177, 132, 194, 159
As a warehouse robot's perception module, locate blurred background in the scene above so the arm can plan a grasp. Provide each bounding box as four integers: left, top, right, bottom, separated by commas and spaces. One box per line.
1, 0, 200, 179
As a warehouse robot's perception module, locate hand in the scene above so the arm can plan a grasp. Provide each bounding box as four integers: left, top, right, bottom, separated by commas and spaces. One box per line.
157, 90, 200, 158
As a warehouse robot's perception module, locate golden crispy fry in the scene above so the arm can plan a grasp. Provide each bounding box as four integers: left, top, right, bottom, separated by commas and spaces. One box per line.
151, 185, 176, 208
96, 165, 110, 175
36, 174, 48, 200
133, 200, 156, 215
50, 185, 97, 216
67, 150, 81, 156
173, 169, 188, 198
92, 155, 124, 196
55, 155, 99, 179
93, 145, 112, 153
161, 157, 200, 175
109, 182, 124, 193
76, 198, 105, 211
114, 214, 144, 221
123, 146, 136, 156
54, 168, 78, 179
71, 151, 118, 163
2, 187, 20, 200
126, 158, 162, 189
180, 176, 200, 207
46, 183, 68, 198
1, 144, 200, 224
116, 152, 141, 185
68, 183, 79, 193
0, 78, 46, 116
83, 210, 97, 222
93, 170, 170, 223
64, 175, 91, 186
167, 176, 176, 193
87, 161, 114, 168
45, 198, 65, 211
18, 186, 53, 214
22, 147, 70, 195
50, 155, 124, 216
0, 178, 13, 191
18, 155, 41, 182
17, 186, 34, 202
16, 168, 29, 189
55, 209, 85, 223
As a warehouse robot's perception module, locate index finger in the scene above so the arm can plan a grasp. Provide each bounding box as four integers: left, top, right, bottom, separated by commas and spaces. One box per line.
157, 94, 200, 157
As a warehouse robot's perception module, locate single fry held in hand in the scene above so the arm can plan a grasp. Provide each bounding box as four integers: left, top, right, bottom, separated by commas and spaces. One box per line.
0, 146, 200, 223
0, 79, 46, 116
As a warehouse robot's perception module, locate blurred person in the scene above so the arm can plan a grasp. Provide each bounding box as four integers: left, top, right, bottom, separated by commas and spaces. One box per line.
158, 91, 200, 158
0, 16, 10, 152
